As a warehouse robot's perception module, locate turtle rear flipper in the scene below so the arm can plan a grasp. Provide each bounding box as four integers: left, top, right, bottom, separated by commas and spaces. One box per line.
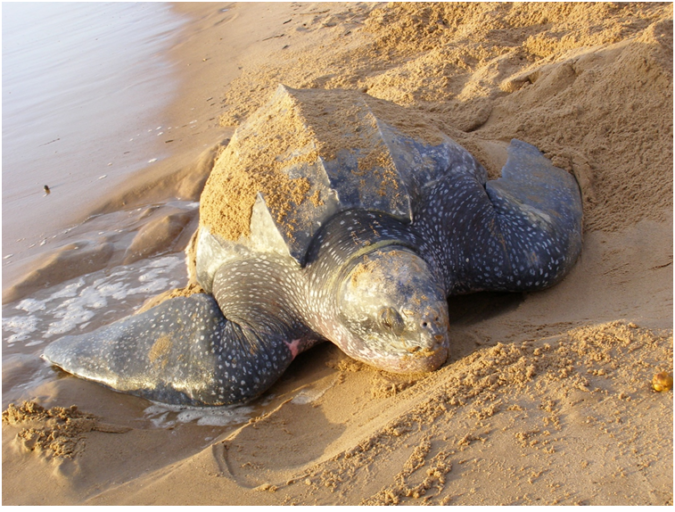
42, 294, 298, 406
445, 139, 582, 294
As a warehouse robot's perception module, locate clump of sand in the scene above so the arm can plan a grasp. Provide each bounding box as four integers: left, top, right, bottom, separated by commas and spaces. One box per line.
2, 401, 129, 459
199, 88, 312, 242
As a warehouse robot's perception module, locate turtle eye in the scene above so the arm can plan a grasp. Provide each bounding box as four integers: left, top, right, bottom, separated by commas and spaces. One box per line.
378, 306, 404, 335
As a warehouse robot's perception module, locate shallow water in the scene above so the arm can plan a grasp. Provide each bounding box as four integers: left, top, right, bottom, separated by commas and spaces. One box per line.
2, 2, 186, 271
1, 3, 325, 434
2, 254, 185, 348
1, 3, 215, 423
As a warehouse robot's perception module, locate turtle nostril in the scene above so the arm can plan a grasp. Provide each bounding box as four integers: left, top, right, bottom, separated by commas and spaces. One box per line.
421, 321, 428, 328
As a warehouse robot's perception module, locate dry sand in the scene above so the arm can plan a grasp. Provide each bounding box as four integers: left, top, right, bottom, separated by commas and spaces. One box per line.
2, 2, 673, 505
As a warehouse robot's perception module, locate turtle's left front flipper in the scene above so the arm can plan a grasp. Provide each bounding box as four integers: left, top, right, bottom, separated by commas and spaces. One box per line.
444, 139, 583, 294
486, 139, 583, 287
42, 294, 297, 406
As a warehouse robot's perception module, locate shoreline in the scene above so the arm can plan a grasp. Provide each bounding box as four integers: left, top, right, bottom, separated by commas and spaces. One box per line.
2, 2, 346, 305
1, 3, 236, 304
2, 3, 186, 292
3, 2, 673, 506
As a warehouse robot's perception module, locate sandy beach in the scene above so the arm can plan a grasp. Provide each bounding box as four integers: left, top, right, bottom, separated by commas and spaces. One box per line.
2, 2, 673, 505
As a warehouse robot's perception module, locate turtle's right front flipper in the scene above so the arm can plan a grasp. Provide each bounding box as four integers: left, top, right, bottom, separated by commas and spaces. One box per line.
42, 294, 299, 406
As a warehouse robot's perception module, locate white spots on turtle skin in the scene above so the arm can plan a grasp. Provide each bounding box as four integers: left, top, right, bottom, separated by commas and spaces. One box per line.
42, 293, 313, 406
42, 131, 580, 407
412, 167, 579, 296
300, 209, 450, 369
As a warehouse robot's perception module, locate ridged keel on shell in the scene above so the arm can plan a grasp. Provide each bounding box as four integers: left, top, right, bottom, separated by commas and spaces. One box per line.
195, 85, 486, 291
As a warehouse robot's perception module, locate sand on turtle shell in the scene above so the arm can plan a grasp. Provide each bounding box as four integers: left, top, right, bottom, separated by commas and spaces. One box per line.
199, 86, 450, 244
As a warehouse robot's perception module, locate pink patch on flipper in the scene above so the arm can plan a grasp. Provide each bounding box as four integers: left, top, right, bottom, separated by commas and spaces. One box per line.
284, 339, 302, 358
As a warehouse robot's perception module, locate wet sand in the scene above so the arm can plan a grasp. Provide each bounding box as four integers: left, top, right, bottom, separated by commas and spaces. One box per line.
2, 2, 673, 506
2, 3, 188, 292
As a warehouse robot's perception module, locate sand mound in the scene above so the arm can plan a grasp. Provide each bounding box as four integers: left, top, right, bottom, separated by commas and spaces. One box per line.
219, 2, 672, 233
2, 240, 114, 304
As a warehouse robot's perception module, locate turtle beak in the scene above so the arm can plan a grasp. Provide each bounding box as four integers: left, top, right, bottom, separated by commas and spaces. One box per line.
402, 342, 449, 372
420, 306, 449, 347
403, 304, 450, 370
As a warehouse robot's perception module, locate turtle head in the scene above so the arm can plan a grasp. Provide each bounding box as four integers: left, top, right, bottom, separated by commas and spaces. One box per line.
336, 246, 450, 373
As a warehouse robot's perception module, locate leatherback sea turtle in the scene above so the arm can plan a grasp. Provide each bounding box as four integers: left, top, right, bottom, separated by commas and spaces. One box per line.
42, 86, 583, 406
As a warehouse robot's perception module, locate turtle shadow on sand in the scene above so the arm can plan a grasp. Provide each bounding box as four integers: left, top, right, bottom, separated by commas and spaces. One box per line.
41, 86, 583, 408
447, 292, 525, 327
445, 292, 527, 364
